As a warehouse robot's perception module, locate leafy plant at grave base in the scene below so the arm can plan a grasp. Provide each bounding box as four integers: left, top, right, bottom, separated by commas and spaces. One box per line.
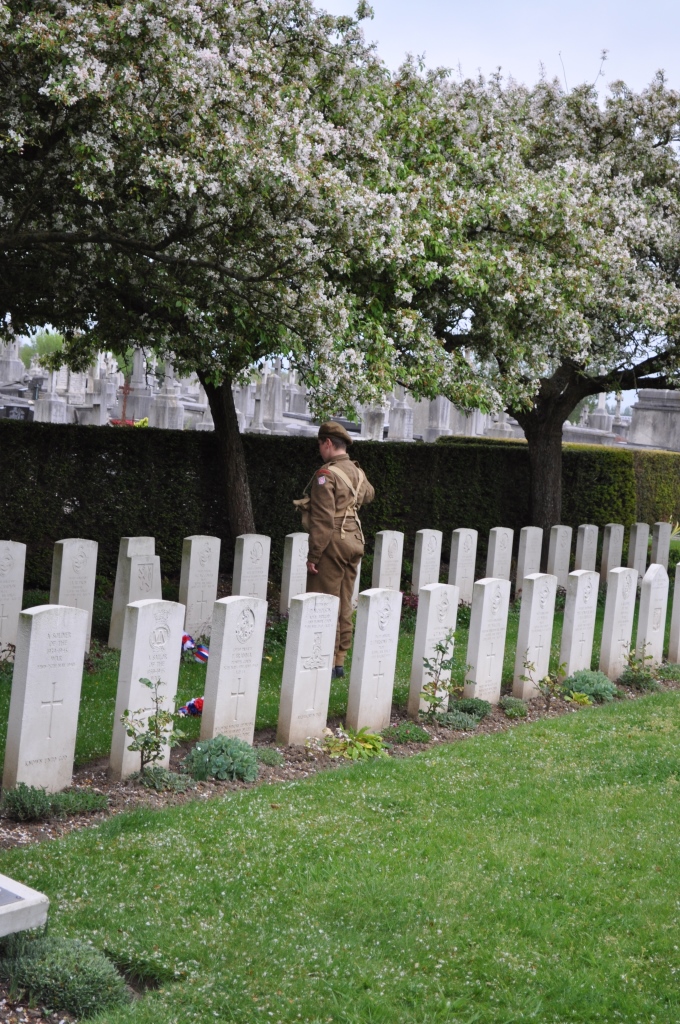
565, 691, 593, 706
382, 721, 431, 745
255, 747, 285, 767
452, 697, 492, 721
321, 725, 389, 761
0, 932, 129, 1018
435, 709, 480, 731
132, 766, 194, 793
399, 603, 418, 635
455, 602, 472, 628
619, 650, 659, 692
562, 670, 618, 703
182, 735, 259, 782
499, 696, 528, 719
120, 678, 186, 774
0, 645, 14, 683
538, 663, 568, 712
83, 638, 107, 675
0, 784, 108, 822
553, 587, 567, 611
420, 629, 460, 719
657, 662, 680, 682
264, 619, 288, 655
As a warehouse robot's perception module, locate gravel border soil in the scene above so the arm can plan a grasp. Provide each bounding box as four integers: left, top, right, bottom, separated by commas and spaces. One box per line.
0, 983, 77, 1023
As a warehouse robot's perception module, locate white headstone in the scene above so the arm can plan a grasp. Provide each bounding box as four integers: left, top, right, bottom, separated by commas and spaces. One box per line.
651, 522, 671, 570
515, 527, 543, 598
109, 599, 184, 779
232, 534, 271, 601
628, 523, 649, 581
200, 596, 267, 745
2, 604, 88, 793
599, 567, 639, 681
346, 588, 403, 731
279, 533, 309, 614
178, 535, 221, 637
49, 539, 98, 652
574, 524, 599, 572
600, 523, 624, 581
108, 537, 157, 648
668, 564, 680, 663
485, 527, 513, 581
463, 578, 511, 704
448, 528, 478, 604
411, 530, 442, 594
512, 573, 557, 699
352, 560, 362, 610
636, 563, 669, 667
372, 531, 404, 590
408, 583, 459, 718
547, 525, 572, 589
559, 570, 599, 676
277, 593, 339, 745
0, 541, 26, 652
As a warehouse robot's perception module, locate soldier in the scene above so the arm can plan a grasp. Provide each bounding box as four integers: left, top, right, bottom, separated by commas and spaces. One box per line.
306, 422, 375, 677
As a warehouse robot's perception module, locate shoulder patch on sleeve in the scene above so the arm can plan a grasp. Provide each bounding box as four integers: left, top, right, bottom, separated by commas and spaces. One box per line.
317, 475, 326, 485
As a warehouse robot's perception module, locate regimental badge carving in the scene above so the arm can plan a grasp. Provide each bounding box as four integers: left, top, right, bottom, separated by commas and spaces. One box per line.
0, 547, 14, 576
138, 563, 153, 592
560, 531, 569, 550
539, 584, 550, 609
499, 532, 508, 551
622, 573, 633, 600
437, 592, 450, 623
387, 538, 398, 560
149, 624, 169, 650
235, 608, 255, 645
463, 533, 472, 553
297, 541, 308, 561
653, 607, 663, 631
72, 546, 87, 575
426, 534, 437, 556
250, 541, 263, 564
583, 577, 593, 604
491, 585, 503, 615
199, 543, 212, 568
378, 596, 392, 631
302, 631, 325, 671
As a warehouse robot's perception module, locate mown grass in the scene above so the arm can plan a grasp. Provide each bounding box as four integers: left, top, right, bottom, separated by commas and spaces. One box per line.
1, 694, 679, 1022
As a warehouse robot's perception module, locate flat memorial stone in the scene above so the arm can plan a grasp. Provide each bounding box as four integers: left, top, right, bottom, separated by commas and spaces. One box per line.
3, 604, 88, 793
277, 593, 339, 745
49, 538, 98, 652
668, 564, 680, 664
108, 537, 157, 649
411, 530, 442, 594
179, 535, 221, 637
574, 524, 598, 572
600, 524, 624, 582
512, 573, 557, 699
0, 872, 49, 938
448, 528, 478, 605
372, 531, 404, 590
279, 533, 309, 614
486, 527, 513, 581
559, 570, 599, 676
636, 563, 669, 666
651, 522, 671, 570
599, 567, 638, 681
232, 534, 271, 601
0, 541, 26, 653
110, 599, 184, 779
408, 583, 459, 718
515, 527, 543, 599
463, 578, 511, 704
347, 588, 403, 732
201, 596, 267, 745
547, 525, 572, 589
628, 523, 649, 582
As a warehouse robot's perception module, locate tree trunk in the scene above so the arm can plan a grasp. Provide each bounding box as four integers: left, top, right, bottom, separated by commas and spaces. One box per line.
522, 417, 564, 534
200, 376, 256, 539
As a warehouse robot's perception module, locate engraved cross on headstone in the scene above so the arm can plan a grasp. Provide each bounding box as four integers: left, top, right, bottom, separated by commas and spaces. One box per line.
578, 631, 587, 658
0, 604, 8, 635
230, 676, 247, 722
534, 634, 544, 663
373, 661, 385, 700
486, 643, 496, 680
41, 682, 63, 739
197, 590, 210, 620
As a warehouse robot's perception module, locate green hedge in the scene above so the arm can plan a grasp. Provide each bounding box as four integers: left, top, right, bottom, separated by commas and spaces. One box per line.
0, 422, 673, 589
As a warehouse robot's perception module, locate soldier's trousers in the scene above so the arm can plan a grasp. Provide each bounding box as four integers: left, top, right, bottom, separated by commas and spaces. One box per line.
307, 521, 363, 665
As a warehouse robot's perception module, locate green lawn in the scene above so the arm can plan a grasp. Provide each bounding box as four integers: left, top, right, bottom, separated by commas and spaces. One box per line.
1, 693, 680, 1022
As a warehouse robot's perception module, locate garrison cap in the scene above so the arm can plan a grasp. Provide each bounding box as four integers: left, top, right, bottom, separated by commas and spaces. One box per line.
318, 421, 353, 446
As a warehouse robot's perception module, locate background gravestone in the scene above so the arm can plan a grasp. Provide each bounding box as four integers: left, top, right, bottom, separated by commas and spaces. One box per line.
627, 522, 649, 583
3, 604, 88, 792
559, 570, 599, 676
599, 567, 638, 681
486, 527, 513, 581
49, 538, 98, 652
651, 522, 671, 571
201, 596, 267, 744
411, 530, 442, 595
669, 564, 680, 664
232, 534, 271, 601
515, 527, 543, 598
108, 536, 156, 649
574, 524, 598, 572
408, 583, 459, 718
179, 535, 221, 637
279, 533, 309, 614
547, 525, 572, 589
372, 531, 404, 590
277, 593, 339, 745
464, 577, 511, 704
448, 528, 478, 604
0, 540, 26, 652
600, 523, 624, 582
347, 588, 402, 732
513, 573, 557, 699
636, 563, 669, 666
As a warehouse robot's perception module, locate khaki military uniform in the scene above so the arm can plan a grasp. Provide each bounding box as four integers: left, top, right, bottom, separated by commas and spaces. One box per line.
307, 452, 375, 666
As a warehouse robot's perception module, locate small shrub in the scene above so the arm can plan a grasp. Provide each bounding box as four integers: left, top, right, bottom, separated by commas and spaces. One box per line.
133, 766, 193, 792
562, 670, 617, 703
565, 691, 593, 706
436, 709, 480, 731
182, 736, 259, 782
321, 726, 389, 760
51, 789, 108, 817
453, 697, 492, 721
0, 933, 129, 1018
1, 784, 108, 822
657, 663, 680, 682
619, 652, 659, 692
456, 602, 472, 628
256, 747, 285, 767
382, 722, 431, 745
499, 696, 528, 719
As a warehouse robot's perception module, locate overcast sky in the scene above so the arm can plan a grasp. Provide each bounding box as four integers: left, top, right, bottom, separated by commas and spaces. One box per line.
322, 0, 678, 94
